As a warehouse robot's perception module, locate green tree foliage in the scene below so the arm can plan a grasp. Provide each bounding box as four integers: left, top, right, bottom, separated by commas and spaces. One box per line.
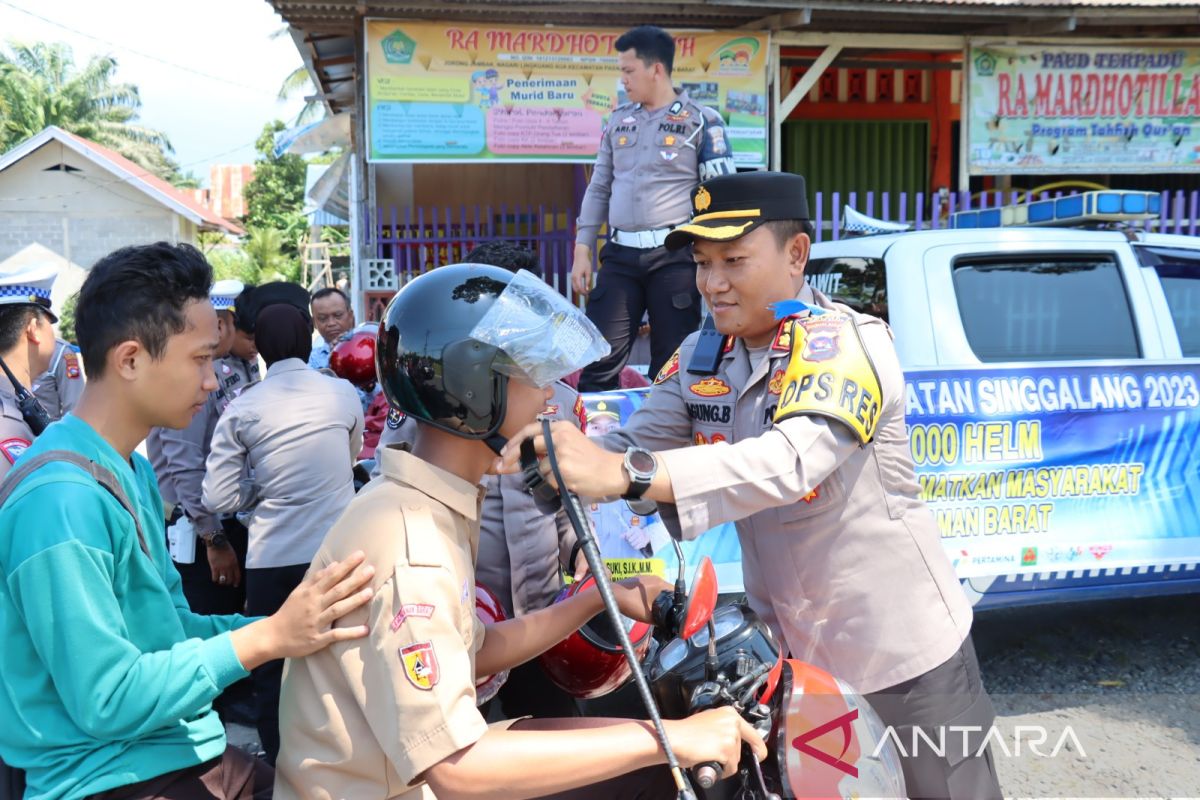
207, 247, 260, 285
243, 120, 308, 238
0, 41, 179, 180
243, 226, 301, 283
56, 291, 78, 344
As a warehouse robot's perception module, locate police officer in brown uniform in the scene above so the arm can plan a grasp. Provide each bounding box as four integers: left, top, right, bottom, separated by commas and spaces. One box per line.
572, 25, 736, 391
275, 263, 764, 800
503, 172, 1003, 800
0, 262, 59, 477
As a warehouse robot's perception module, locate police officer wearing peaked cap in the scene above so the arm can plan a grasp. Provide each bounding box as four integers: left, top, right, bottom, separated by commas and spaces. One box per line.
572, 25, 737, 393
0, 261, 59, 479
505, 170, 1004, 800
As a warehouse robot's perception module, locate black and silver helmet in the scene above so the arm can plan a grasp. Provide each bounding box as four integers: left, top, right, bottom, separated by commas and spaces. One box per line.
376, 263, 513, 445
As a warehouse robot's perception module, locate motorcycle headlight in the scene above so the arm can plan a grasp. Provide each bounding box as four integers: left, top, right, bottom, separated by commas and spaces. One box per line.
834, 678, 907, 799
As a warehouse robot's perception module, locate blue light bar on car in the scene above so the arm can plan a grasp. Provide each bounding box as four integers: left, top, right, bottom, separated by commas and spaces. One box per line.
950, 190, 1160, 229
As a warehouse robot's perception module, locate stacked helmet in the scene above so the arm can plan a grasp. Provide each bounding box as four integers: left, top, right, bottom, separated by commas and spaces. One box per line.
330, 328, 378, 390
377, 264, 513, 443
474, 582, 510, 704
538, 575, 652, 699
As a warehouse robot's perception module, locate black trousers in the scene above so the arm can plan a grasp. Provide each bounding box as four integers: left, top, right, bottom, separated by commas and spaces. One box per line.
865, 635, 1003, 800
245, 563, 309, 766
173, 517, 249, 617
577, 241, 701, 392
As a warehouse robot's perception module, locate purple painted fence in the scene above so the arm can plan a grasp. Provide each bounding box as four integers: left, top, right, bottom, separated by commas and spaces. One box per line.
374, 204, 576, 297
375, 189, 1200, 297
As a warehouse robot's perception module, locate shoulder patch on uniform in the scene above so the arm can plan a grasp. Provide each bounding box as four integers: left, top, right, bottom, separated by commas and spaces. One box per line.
773, 314, 883, 444
654, 348, 681, 385
390, 603, 436, 632
63, 352, 81, 380
0, 437, 31, 464
386, 407, 407, 430
399, 641, 440, 690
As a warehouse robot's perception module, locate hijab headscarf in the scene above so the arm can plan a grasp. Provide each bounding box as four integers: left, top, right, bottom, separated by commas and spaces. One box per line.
255, 303, 313, 366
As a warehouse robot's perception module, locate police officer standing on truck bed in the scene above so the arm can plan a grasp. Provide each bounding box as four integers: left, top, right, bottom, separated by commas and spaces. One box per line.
504, 171, 1004, 800
572, 25, 736, 391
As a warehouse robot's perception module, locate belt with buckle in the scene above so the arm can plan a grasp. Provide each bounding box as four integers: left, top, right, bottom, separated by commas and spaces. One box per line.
611, 227, 673, 249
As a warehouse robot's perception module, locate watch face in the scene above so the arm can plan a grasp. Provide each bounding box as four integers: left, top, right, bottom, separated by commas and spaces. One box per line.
627, 448, 656, 475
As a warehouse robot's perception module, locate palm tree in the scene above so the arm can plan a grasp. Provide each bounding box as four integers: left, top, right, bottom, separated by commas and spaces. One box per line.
271, 27, 324, 126
0, 41, 176, 179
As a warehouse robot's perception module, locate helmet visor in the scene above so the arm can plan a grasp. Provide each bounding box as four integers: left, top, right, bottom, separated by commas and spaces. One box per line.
469, 269, 610, 388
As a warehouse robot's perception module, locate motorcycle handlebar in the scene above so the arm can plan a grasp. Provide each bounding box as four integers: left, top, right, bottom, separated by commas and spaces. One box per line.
694, 762, 721, 789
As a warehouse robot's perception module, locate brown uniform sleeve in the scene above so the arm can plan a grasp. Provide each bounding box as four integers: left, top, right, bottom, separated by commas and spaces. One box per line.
351, 550, 487, 786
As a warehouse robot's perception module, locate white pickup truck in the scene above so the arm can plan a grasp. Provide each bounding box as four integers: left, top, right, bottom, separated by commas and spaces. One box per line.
806, 219, 1200, 607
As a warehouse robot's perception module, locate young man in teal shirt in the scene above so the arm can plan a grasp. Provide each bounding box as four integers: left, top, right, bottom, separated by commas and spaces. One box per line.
0, 242, 375, 800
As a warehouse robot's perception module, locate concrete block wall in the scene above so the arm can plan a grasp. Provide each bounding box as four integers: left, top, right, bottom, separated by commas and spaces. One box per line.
0, 211, 181, 270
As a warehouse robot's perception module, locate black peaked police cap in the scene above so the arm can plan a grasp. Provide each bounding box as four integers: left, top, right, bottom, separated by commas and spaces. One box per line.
664, 171, 811, 251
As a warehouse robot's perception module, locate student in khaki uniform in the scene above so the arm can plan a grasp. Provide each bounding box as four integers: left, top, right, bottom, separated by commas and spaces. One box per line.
0, 261, 60, 476
373, 242, 589, 719
32, 338, 85, 421
275, 263, 764, 800
501, 172, 1003, 800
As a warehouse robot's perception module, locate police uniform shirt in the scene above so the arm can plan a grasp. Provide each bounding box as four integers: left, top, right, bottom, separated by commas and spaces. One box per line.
374, 382, 586, 618
215, 355, 260, 400
203, 359, 363, 569
145, 380, 232, 534
475, 381, 585, 617
275, 446, 520, 800
575, 90, 736, 245
31, 339, 84, 422
0, 374, 37, 480
596, 284, 973, 694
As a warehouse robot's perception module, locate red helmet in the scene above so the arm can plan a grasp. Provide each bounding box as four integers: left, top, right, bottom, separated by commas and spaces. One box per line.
538, 575, 652, 699
474, 581, 509, 705
330, 329, 378, 390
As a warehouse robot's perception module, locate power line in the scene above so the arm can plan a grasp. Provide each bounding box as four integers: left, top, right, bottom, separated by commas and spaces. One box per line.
0, 0, 283, 96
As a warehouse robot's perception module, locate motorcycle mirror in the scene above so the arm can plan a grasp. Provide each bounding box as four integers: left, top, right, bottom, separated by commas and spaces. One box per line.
681, 556, 718, 640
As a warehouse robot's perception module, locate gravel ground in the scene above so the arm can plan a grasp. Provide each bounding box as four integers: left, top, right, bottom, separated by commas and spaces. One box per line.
973, 593, 1200, 799
226, 593, 1200, 799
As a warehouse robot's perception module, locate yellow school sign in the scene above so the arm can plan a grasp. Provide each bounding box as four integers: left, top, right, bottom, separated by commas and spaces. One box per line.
365, 20, 769, 165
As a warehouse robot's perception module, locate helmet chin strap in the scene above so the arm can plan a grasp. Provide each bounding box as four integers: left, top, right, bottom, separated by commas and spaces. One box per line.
484, 432, 507, 456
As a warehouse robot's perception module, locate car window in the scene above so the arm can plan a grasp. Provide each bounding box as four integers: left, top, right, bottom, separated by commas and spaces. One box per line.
806, 257, 887, 322
1135, 245, 1200, 357
951, 254, 1140, 362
